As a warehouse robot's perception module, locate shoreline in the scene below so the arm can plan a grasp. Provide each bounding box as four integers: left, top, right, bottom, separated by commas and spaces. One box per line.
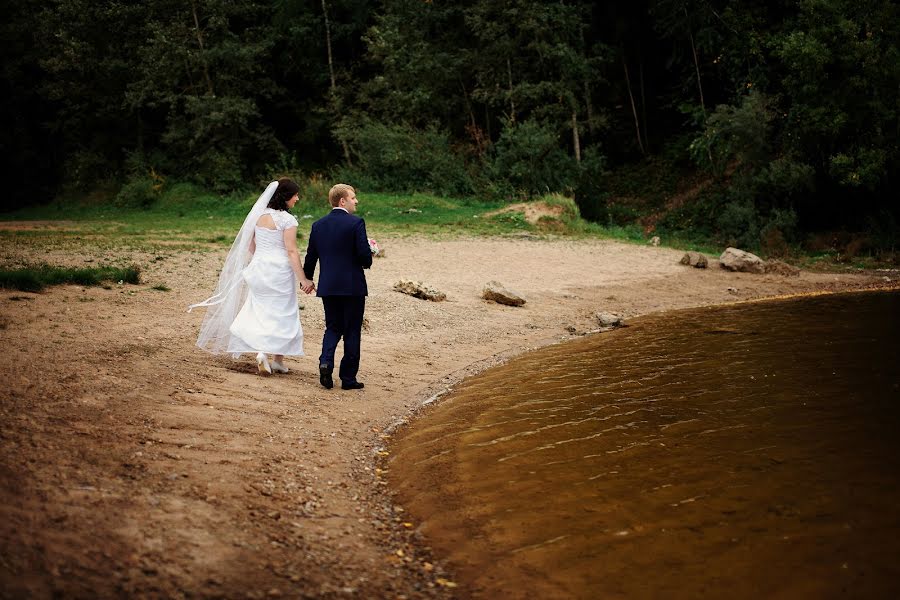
1, 232, 897, 598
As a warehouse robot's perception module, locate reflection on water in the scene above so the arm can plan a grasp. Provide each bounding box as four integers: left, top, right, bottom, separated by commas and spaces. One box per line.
388, 291, 900, 599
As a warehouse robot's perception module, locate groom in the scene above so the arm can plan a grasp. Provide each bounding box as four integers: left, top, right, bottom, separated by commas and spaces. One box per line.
303, 183, 372, 390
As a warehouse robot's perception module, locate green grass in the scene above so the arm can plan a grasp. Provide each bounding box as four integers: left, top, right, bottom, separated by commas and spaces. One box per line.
2, 183, 648, 243
3, 181, 896, 270
0, 264, 141, 292
0, 182, 783, 260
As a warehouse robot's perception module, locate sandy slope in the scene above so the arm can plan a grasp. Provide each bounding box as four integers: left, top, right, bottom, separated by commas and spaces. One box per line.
0, 232, 893, 598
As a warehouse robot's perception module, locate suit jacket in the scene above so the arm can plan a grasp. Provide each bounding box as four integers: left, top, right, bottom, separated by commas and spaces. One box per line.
303, 208, 372, 296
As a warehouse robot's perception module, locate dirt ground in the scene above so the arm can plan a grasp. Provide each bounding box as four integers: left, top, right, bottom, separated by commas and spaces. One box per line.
0, 228, 895, 599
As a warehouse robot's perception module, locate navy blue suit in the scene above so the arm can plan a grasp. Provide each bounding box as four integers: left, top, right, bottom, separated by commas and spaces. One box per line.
303, 208, 372, 385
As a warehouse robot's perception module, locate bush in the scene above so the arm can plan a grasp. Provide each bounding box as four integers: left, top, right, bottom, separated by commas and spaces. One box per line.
64, 150, 113, 192
160, 96, 284, 193
759, 208, 799, 257
285, 173, 333, 216
716, 199, 760, 249
114, 174, 164, 209
753, 158, 815, 206
574, 147, 608, 222
485, 119, 578, 199
333, 119, 473, 196
829, 147, 888, 190
690, 92, 773, 177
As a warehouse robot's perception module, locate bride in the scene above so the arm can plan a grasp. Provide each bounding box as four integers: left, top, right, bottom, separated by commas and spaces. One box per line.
189, 178, 316, 374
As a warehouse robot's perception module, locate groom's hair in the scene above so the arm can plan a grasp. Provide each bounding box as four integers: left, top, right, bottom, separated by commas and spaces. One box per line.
268, 178, 300, 211
329, 183, 354, 207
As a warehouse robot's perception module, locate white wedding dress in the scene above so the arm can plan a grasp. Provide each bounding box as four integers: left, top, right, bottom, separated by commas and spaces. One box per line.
227, 208, 303, 357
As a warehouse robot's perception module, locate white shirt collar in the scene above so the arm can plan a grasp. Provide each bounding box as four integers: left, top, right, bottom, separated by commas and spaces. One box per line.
332, 207, 349, 213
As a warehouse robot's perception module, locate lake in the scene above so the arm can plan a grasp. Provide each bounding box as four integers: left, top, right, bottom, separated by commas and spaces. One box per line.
387, 291, 900, 599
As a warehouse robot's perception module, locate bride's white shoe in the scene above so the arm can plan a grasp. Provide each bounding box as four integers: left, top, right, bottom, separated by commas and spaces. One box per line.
271, 361, 290, 374
256, 352, 272, 375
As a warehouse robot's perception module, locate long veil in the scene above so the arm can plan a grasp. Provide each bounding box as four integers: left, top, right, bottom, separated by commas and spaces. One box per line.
188, 181, 278, 354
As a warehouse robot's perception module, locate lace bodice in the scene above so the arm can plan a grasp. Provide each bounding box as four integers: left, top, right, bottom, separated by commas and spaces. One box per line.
254, 209, 298, 258
259, 208, 299, 230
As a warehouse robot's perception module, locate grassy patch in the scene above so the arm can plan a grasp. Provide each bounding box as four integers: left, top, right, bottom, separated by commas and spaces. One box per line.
4, 186, 613, 241
1, 182, 703, 249
150, 283, 171, 291
0, 264, 141, 292
4, 181, 897, 269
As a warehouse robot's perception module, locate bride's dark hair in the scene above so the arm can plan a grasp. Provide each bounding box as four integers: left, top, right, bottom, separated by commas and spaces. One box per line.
268, 178, 300, 211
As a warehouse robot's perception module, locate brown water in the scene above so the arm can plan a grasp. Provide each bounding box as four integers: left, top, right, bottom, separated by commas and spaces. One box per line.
387, 291, 900, 599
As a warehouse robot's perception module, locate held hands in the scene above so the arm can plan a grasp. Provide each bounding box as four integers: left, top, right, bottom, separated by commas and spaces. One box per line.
300, 279, 316, 295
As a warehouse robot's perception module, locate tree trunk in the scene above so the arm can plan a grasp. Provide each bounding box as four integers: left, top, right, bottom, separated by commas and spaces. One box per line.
506, 58, 516, 123
322, 0, 336, 91
639, 42, 648, 152
685, 8, 706, 115
571, 108, 581, 163
461, 81, 486, 157
584, 83, 595, 136
191, 0, 214, 96
321, 0, 352, 166
460, 80, 477, 131
580, 29, 595, 136
622, 53, 645, 156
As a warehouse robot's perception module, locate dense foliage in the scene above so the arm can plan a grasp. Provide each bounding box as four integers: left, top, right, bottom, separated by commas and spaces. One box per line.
3, 0, 898, 249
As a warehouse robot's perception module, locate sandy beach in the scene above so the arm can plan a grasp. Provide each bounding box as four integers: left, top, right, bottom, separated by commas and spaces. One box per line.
0, 232, 894, 598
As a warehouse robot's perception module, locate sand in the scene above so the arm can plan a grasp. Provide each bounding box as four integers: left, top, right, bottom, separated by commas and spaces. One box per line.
0, 230, 894, 598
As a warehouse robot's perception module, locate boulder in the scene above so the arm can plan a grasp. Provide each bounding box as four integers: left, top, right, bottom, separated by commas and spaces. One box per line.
482, 281, 526, 307
680, 252, 708, 268
763, 259, 800, 277
393, 279, 446, 302
719, 247, 765, 274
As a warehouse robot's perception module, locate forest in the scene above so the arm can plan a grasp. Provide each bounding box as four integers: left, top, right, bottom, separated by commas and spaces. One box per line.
3, 0, 898, 254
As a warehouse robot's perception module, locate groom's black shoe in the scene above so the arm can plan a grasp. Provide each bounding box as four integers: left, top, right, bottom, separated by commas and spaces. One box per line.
341, 381, 365, 390
319, 365, 334, 389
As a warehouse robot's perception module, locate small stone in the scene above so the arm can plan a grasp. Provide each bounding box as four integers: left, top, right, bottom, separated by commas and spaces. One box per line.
680, 252, 708, 268
482, 281, 525, 307
649, 236, 660, 247
393, 280, 446, 302
596, 312, 624, 329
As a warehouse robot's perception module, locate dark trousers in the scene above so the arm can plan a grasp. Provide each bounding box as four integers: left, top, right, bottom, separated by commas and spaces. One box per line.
319, 295, 365, 385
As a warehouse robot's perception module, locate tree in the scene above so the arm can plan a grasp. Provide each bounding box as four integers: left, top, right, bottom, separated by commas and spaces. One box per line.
124, 0, 283, 189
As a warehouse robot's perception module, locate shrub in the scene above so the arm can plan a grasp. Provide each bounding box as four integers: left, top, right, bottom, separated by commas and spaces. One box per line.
752, 158, 815, 207
64, 150, 113, 192
690, 92, 773, 177
716, 199, 759, 249
114, 174, 164, 209
486, 119, 578, 199
574, 147, 608, 222
333, 119, 473, 196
